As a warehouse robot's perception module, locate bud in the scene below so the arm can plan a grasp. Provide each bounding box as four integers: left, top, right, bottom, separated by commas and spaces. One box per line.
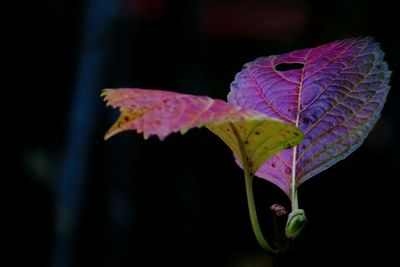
285, 209, 307, 240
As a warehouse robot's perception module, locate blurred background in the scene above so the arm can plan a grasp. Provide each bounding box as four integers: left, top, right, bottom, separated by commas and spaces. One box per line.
7, 0, 399, 266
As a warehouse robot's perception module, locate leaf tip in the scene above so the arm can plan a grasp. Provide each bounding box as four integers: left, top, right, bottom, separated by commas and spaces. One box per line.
101, 88, 115, 106
101, 88, 112, 97
104, 129, 116, 141
283, 126, 304, 149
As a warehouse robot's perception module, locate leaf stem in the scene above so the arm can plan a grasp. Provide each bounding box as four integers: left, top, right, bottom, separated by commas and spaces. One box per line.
291, 185, 299, 211
244, 168, 278, 254
291, 146, 299, 212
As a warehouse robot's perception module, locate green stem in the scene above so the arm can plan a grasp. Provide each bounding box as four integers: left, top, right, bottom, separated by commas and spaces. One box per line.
291, 188, 299, 211
244, 168, 278, 254
290, 145, 299, 212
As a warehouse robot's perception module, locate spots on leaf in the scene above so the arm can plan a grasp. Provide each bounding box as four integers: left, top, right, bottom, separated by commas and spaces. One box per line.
302, 117, 311, 124
284, 142, 292, 149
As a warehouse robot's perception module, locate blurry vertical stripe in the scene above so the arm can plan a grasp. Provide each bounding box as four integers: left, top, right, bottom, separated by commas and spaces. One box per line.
53, 0, 123, 266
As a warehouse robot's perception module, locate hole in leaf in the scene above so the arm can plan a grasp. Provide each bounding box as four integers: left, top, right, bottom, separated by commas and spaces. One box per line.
275, 63, 304, 71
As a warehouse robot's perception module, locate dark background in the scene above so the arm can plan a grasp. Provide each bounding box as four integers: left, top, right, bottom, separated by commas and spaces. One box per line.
7, 0, 399, 266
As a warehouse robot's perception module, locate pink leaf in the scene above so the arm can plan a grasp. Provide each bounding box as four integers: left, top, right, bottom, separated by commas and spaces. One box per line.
102, 88, 264, 140
102, 88, 303, 177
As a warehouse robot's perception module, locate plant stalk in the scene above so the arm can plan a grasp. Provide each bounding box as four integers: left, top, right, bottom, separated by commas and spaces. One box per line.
244, 168, 278, 254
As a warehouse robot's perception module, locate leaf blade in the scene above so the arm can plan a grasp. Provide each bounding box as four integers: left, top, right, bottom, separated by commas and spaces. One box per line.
228, 37, 391, 197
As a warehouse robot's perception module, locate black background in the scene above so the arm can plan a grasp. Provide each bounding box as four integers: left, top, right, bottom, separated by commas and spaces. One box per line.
7, 0, 399, 266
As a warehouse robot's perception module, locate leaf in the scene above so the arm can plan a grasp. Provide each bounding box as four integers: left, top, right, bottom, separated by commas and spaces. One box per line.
102, 88, 303, 175
228, 37, 391, 197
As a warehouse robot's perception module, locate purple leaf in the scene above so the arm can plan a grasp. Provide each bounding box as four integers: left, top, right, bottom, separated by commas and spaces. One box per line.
228, 37, 391, 197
